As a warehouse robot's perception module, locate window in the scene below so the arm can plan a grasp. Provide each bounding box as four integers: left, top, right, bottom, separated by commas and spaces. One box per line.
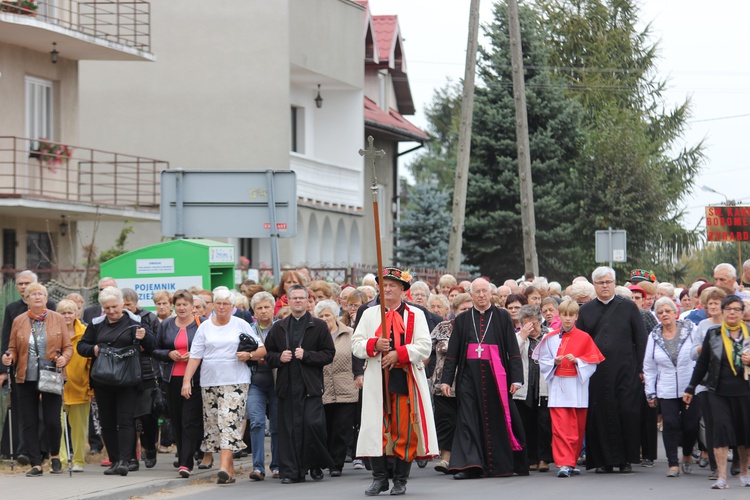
2, 229, 16, 284
290, 106, 305, 153
25, 76, 54, 148
27, 231, 52, 282
378, 73, 386, 111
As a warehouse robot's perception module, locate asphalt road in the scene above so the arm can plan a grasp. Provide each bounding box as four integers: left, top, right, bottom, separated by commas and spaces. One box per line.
144, 458, 743, 500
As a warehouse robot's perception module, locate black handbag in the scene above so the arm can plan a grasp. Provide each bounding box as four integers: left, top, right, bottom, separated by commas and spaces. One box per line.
90, 325, 142, 387
151, 381, 169, 418
238, 332, 259, 367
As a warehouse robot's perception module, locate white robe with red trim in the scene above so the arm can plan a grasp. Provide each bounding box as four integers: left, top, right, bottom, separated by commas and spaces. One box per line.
351, 303, 438, 459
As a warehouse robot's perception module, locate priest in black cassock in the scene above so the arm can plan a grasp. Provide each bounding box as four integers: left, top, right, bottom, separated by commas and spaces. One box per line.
576, 267, 647, 473
440, 278, 528, 479
264, 284, 336, 484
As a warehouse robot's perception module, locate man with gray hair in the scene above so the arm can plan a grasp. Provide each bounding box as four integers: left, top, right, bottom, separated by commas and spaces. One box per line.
576, 267, 647, 474
713, 263, 738, 296
82, 276, 117, 325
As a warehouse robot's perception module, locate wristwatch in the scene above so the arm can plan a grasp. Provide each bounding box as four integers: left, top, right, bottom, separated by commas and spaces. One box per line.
249, 352, 254, 360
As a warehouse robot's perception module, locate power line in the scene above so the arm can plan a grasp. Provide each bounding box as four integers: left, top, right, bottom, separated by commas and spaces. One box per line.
690, 113, 750, 123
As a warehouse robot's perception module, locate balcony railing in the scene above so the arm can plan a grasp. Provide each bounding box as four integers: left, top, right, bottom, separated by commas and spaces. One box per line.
0, 136, 168, 208
0, 0, 151, 52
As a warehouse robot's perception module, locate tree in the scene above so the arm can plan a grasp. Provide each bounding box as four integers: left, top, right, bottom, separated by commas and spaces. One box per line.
536, 0, 705, 281
394, 183, 452, 269
463, 2, 585, 282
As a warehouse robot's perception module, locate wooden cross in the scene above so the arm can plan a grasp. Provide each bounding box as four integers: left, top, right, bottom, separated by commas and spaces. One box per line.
359, 135, 386, 195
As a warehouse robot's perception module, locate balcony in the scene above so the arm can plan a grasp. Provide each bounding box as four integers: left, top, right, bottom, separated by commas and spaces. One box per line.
290, 152, 363, 212
0, 0, 153, 61
0, 136, 168, 220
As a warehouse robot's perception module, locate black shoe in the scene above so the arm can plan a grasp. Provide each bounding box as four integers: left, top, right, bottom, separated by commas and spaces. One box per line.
103, 463, 119, 475
26, 466, 43, 477
281, 477, 305, 484
17, 454, 30, 466
453, 468, 481, 480
198, 457, 214, 470
310, 467, 324, 481
144, 450, 157, 469
366, 455, 390, 496
128, 458, 139, 471
416, 459, 427, 469
390, 460, 411, 495
595, 466, 613, 474
116, 460, 129, 476
619, 463, 633, 473
50, 458, 63, 474
365, 477, 389, 496
330, 469, 342, 477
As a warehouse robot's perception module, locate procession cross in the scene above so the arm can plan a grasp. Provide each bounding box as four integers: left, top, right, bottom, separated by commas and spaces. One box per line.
359, 135, 386, 198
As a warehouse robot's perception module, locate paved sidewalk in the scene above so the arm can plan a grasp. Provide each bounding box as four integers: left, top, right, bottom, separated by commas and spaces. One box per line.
0, 452, 256, 500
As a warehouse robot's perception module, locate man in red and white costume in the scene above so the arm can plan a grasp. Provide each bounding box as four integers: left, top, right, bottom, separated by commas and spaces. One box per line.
352, 267, 437, 496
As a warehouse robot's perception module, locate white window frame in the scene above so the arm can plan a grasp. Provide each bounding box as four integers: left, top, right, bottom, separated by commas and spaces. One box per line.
25, 76, 54, 148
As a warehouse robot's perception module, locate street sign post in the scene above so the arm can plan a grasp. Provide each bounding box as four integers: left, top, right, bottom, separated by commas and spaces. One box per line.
595, 228, 627, 268
160, 169, 297, 283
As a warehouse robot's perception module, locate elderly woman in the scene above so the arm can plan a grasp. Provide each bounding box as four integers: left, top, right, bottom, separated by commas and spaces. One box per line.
121, 288, 161, 470
246, 291, 280, 481
341, 290, 368, 329
689, 286, 727, 475
153, 290, 175, 322
2, 283, 71, 477
428, 293, 451, 320
505, 293, 528, 331
57, 299, 90, 473
316, 299, 362, 476
523, 286, 543, 307
193, 295, 207, 317
643, 297, 699, 477
77, 286, 152, 476
568, 281, 596, 305
409, 281, 431, 308
438, 274, 457, 296
684, 296, 750, 490
181, 289, 265, 485
272, 270, 303, 314
541, 297, 561, 331
431, 292, 474, 474
153, 289, 207, 477
310, 280, 334, 304
513, 305, 552, 472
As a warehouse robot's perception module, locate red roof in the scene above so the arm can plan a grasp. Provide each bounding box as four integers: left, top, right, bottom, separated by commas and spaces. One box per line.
372, 15, 398, 65
364, 97, 427, 142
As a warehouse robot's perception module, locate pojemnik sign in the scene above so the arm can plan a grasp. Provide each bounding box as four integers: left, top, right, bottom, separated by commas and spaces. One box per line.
705, 205, 750, 242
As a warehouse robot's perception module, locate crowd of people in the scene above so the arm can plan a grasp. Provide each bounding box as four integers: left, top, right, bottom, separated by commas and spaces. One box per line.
1, 259, 750, 494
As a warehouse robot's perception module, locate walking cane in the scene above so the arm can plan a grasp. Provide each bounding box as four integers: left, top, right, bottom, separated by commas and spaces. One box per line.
4, 350, 14, 472
58, 349, 73, 477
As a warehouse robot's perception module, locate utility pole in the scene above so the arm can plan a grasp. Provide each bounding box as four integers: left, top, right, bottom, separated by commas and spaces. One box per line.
447, 0, 480, 274
507, 0, 538, 276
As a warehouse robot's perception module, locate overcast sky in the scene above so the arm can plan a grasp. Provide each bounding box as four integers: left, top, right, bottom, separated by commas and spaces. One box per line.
369, 0, 750, 231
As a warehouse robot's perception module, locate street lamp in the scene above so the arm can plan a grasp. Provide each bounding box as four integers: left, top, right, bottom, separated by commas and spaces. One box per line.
701, 185, 731, 205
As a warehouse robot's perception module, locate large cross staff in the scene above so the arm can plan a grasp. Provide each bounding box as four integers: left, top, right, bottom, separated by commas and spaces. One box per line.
359, 136, 391, 414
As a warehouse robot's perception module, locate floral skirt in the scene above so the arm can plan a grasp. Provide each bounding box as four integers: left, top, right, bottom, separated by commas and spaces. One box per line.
201, 384, 249, 452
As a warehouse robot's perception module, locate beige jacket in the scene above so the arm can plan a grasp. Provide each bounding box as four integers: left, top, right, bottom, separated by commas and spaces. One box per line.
322, 322, 359, 404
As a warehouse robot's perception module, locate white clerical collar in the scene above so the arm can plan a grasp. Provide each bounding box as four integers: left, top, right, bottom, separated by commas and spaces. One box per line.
474, 305, 491, 314
597, 296, 615, 305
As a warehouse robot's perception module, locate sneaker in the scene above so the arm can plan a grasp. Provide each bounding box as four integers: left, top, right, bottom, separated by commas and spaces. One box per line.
50, 458, 63, 474
100, 458, 112, 467
26, 466, 43, 477
352, 459, 365, 470
740, 475, 750, 487
711, 478, 728, 490
17, 454, 30, 466
179, 466, 190, 478
571, 468, 582, 475
641, 459, 654, 467
434, 459, 450, 474
249, 469, 265, 481
72, 465, 84, 473
557, 466, 571, 478
681, 460, 692, 474
271, 468, 280, 479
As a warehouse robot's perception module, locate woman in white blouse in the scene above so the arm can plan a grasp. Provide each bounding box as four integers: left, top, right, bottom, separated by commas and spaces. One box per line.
181, 289, 265, 485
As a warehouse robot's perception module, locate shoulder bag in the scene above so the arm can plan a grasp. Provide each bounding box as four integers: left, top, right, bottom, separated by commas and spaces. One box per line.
31, 324, 63, 395
90, 325, 142, 387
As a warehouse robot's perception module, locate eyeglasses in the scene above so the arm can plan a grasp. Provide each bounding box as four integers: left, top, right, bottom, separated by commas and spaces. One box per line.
411, 293, 427, 298
472, 289, 490, 295
593, 280, 615, 286
288, 296, 307, 301
724, 307, 744, 313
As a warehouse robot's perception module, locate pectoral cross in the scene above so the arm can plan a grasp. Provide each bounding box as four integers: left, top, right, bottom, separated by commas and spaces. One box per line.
359, 135, 386, 200
475, 344, 484, 356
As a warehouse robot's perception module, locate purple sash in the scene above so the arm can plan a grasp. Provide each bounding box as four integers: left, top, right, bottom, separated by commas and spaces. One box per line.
466, 343, 522, 451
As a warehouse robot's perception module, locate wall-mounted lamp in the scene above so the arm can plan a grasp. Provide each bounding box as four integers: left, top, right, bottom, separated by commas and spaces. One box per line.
59, 215, 68, 236
50, 42, 59, 64
315, 84, 323, 109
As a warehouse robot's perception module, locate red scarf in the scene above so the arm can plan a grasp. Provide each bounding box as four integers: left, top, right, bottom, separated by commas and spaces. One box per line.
27, 308, 48, 322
